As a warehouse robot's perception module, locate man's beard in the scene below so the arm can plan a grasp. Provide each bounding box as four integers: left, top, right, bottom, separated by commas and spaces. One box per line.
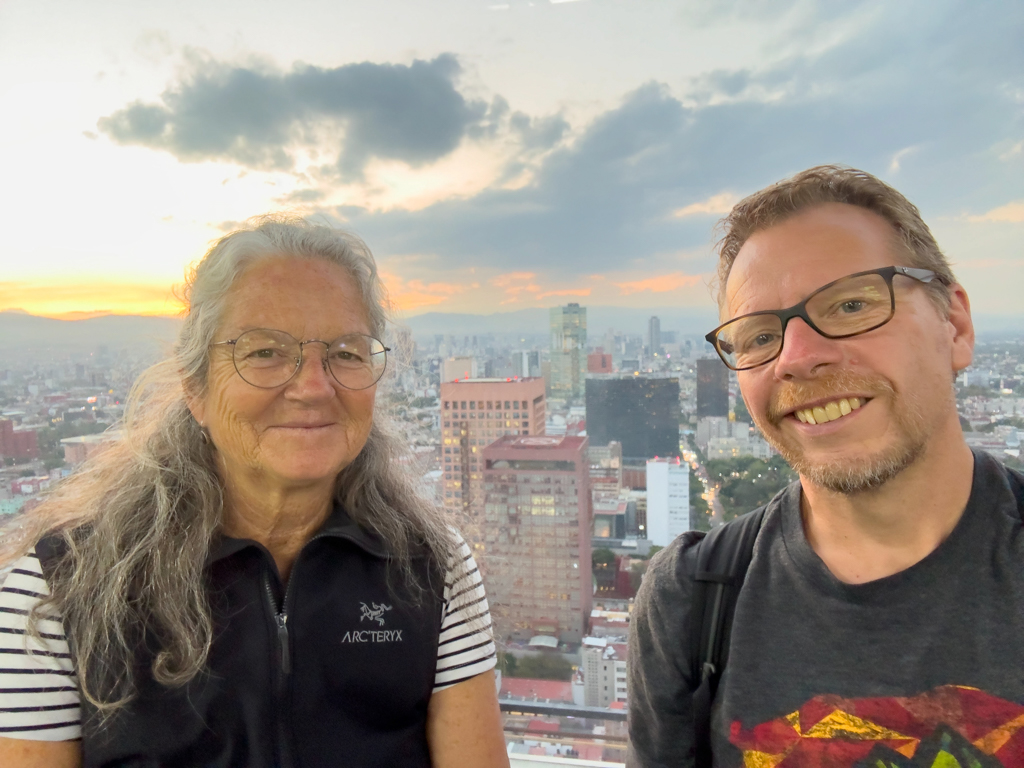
753, 370, 931, 495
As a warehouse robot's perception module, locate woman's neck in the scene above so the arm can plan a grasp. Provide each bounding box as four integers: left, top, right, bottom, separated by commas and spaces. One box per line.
219, 478, 335, 583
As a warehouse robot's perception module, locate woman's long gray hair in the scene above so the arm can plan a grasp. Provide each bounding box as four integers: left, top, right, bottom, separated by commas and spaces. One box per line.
0, 215, 454, 715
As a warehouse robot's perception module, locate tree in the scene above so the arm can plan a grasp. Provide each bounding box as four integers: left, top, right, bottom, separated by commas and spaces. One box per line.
513, 654, 574, 681
690, 467, 710, 515
498, 651, 518, 677
713, 455, 797, 521
592, 547, 616, 568
43, 456, 65, 471
733, 396, 751, 424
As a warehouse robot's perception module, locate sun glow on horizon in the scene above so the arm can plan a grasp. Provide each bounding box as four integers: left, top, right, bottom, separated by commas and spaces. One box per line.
0, 281, 186, 319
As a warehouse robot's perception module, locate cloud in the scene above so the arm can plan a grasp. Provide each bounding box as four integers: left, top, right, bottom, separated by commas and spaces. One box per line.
99, 54, 489, 178
331, 0, 1023, 285
491, 272, 541, 304
536, 288, 591, 299
672, 192, 739, 218
275, 188, 326, 204
379, 271, 468, 312
888, 145, 920, 173
614, 273, 703, 296
967, 201, 1024, 224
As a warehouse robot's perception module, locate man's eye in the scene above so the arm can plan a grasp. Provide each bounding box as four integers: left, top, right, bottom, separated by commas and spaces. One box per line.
839, 300, 867, 313
744, 333, 777, 351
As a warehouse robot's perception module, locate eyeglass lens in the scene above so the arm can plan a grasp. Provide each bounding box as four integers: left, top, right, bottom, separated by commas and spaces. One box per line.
232, 329, 386, 389
715, 272, 894, 369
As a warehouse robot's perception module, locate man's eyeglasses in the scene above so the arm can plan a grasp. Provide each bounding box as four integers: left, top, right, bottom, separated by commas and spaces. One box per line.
705, 266, 943, 371
210, 329, 389, 390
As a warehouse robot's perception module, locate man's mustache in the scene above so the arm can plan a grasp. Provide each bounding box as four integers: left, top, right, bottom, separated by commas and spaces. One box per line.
765, 371, 895, 426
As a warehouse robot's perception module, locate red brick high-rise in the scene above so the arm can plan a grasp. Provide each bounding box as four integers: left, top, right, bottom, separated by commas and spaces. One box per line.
480, 434, 592, 644
439, 378, 546, 549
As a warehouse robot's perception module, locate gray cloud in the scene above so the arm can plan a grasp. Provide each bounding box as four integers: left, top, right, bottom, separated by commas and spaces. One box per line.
332, 0, 1023, 279
99, 54, 490, 177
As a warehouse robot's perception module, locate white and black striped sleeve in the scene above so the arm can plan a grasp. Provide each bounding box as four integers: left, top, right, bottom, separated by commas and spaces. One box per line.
432, 534, 496, 692
0, 552, 81, 740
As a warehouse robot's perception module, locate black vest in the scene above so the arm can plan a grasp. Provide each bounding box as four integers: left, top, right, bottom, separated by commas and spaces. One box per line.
37, 506, 444, 768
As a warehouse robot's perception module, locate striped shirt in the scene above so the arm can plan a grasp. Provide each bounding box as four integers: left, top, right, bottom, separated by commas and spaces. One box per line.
0, 537, 495, 741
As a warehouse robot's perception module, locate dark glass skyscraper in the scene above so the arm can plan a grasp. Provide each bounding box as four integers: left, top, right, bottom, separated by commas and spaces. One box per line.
696, 358, 729, 417
585, 375, 681, 462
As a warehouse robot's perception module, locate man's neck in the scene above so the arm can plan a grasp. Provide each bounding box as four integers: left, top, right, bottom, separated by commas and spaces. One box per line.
799, 433, 975, 585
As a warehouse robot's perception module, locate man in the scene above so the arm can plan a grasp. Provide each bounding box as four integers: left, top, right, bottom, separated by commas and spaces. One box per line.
628, 165, 1024, 767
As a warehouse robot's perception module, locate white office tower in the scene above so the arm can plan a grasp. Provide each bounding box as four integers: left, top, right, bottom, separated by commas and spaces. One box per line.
645, 458, 690, 546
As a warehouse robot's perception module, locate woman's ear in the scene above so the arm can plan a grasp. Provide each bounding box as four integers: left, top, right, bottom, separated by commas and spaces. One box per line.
182, 378, 207, 427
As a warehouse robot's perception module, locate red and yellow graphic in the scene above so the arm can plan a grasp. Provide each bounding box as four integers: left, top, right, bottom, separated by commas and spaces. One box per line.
730, 685, 1024, 767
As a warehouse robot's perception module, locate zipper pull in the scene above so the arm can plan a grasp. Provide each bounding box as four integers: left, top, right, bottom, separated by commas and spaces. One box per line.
276, 613, 291, 674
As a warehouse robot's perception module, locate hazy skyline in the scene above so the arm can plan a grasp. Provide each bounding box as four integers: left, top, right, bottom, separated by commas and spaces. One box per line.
2, 0, 1022, 319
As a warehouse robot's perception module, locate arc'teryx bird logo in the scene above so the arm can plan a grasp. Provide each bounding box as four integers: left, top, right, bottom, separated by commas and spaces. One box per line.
359, 602, 392, 626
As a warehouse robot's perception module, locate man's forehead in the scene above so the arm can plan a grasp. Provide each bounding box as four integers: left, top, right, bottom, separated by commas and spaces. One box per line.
722, 203, 899, 318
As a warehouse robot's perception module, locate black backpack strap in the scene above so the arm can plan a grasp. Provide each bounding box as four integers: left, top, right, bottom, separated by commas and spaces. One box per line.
689, 506, 767, 768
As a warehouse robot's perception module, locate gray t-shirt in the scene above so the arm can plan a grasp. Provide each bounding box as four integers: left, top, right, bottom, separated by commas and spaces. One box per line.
628, 450, 1024, 767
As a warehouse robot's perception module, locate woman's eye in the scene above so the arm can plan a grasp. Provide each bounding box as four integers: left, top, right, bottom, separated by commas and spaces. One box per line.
332, 350, 364, 363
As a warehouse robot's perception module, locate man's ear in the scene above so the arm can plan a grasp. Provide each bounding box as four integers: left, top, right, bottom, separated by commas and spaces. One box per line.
946, 283, 974, 374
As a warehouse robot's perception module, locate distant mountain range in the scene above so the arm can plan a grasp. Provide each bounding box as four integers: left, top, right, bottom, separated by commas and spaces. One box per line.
0, 311, 181, 353
2, 307, 1023, 352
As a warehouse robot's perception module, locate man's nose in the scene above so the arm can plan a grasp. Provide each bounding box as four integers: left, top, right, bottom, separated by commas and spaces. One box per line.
772, 317, 844, 380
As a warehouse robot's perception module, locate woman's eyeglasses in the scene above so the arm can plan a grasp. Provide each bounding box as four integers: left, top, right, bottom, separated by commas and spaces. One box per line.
211, 329, 389, 390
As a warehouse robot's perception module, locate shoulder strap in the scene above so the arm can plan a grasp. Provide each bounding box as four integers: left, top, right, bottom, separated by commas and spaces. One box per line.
689, 506, 767, 768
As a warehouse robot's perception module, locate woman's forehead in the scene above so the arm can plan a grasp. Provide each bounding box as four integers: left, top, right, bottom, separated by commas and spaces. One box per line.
220, 256, 371, 336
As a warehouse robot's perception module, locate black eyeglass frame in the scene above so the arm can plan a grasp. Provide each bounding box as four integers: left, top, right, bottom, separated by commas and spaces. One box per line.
210, 328, 391, 390
704, 266, 943, 372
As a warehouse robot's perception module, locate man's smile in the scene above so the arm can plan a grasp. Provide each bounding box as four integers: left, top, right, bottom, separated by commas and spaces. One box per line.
792, 396, 866, 425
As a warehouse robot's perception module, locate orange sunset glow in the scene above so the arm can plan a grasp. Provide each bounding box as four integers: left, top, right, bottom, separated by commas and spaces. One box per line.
0, 282, 185, 320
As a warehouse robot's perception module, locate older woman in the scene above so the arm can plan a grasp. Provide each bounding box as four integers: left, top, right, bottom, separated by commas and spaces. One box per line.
0, 218, 508, 767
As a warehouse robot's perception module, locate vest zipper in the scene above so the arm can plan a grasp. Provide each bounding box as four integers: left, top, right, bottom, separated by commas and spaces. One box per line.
263, 574, 291, 675
263, 534, 327, 768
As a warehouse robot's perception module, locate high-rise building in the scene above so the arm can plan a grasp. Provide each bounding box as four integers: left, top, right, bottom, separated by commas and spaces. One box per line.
440, 378, 546, 547
645, 457, 690, 547
0, 420, 38, 460
582, 639, 628, 708
648, 316, 661, 354
549, 304, 587, 401
585, 375, 681, 462
588, 441, 622, 495
441, 356, 477, 382
696, 358, 729, 417
511, 351, 541, 379
481, 435, 592, 644
587, 348, 613, 374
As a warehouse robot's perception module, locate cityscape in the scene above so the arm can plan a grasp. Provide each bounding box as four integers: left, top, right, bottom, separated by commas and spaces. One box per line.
2, 305, 1023, 762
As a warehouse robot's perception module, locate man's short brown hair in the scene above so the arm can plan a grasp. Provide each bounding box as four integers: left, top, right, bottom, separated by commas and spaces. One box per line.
714, 165, 956, 313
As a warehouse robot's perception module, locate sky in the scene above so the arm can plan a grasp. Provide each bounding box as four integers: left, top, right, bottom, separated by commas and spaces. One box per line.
1, 0, 1021, 320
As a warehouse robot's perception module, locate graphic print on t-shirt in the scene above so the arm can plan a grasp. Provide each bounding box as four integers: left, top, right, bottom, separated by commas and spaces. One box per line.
730, 685, 1024, 767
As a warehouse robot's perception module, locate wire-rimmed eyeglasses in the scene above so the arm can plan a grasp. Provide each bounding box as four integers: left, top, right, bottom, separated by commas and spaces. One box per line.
210, 328, 389, 390
705, 266, 944, 371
